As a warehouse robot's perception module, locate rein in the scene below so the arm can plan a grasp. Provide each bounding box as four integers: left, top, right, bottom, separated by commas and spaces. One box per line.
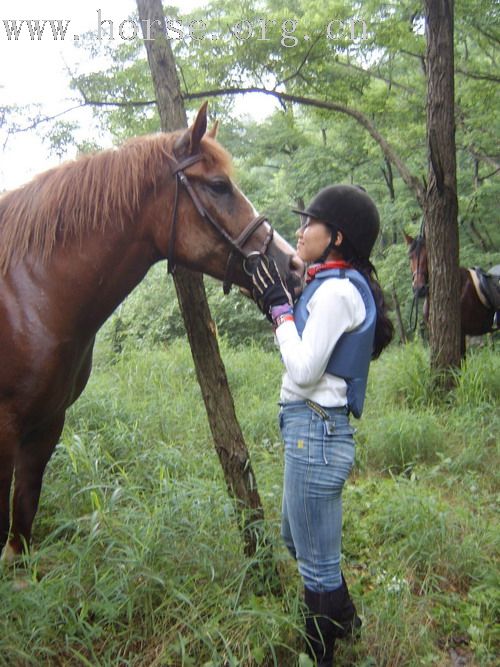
409, 291, 420, 333
167, 153, 273, 293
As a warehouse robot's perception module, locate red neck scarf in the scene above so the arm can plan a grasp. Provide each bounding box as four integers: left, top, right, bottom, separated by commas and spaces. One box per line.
306, 261, 352, 283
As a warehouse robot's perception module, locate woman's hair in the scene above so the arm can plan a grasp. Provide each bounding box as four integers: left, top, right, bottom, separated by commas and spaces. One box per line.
337, 236, 394, 358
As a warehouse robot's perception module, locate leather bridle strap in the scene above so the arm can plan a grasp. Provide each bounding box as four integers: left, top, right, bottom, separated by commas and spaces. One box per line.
167, 154, 204, 274
167, 153, 274, 292
223, 214, 273, 294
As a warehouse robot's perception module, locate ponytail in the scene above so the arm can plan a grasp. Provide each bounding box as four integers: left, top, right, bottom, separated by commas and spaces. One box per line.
337, 239, 394, 359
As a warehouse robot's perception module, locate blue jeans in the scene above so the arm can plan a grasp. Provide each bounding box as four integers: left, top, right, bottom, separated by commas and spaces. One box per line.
279, 401, 356, 593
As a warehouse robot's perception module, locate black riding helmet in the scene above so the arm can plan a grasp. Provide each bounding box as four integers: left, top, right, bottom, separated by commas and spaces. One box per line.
292, 184, 380, 260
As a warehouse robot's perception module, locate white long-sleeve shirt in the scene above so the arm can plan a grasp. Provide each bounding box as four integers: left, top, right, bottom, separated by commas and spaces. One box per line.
276, 277, 366, 407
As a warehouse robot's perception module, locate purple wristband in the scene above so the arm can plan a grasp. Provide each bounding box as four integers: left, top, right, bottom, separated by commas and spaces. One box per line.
270, 303, 293, 320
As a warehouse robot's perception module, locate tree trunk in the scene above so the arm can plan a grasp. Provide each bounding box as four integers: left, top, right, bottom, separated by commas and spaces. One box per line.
391, 287, 407, 344
423, 0, 462, 377
136, 0, 266, 558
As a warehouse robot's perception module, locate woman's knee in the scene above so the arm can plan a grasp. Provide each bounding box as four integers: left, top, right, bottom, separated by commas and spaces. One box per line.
298, 556, 342, 592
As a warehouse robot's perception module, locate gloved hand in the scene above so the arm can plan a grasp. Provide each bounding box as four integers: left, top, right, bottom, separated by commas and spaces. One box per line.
251, 256, 293, 320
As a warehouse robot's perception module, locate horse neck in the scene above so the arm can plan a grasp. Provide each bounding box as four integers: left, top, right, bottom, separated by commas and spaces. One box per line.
35, 213, 162, 340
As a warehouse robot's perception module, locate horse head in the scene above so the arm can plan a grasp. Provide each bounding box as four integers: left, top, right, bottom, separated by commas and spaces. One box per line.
146, 103, 304, 297
404, 231, 428, 298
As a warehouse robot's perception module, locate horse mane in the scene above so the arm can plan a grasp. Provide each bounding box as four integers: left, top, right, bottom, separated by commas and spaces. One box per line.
0, 131, 232, 273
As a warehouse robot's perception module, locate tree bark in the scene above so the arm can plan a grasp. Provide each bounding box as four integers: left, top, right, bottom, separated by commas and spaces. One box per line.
136, 0, 266, 557
423, 0, 462, 376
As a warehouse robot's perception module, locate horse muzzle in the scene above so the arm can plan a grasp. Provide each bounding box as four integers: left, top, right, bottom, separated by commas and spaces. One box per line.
414, 285, 428, 298
287, 257, 305, 300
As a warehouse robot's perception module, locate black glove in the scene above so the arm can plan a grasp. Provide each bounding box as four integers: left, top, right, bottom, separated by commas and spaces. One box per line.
251, 256, 292, 319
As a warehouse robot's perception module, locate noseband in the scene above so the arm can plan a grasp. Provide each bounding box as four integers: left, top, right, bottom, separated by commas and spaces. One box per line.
167, 153, 273, 294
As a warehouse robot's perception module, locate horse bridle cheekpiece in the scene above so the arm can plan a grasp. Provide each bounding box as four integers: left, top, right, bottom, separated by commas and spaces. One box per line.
167, 153, 274, 294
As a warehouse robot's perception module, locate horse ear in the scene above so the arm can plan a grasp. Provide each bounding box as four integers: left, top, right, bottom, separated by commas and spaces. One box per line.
189, 102, 208, 152
207, 120, 219, 139
174, 102, 208, 156
403, 231, 414, 245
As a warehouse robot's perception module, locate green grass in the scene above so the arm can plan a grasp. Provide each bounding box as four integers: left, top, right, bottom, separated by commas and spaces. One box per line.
1, 339, 498, 666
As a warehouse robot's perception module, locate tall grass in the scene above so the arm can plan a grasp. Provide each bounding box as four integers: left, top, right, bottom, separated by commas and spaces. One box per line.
1, 340, 498, 666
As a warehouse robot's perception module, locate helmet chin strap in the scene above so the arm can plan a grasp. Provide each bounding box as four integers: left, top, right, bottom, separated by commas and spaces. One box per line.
316, 229, 340, 264
317, 241, 334, 264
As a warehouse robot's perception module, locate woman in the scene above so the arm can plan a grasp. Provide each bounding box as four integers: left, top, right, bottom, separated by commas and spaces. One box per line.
251, 184, 393, 666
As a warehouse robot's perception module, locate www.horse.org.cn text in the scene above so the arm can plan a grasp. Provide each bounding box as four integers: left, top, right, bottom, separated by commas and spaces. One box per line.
1, 14, 369, 47
137, 17, 370, 46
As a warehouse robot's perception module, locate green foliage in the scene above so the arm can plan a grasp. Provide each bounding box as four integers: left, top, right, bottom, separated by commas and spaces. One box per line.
1, 339, 498, 666
100, 264, 273, 352
454, 347, 500, 408
42, 120, 80, 159
369, 482, 485, 588
357, 408, 444, 474
366, 341, 432, 409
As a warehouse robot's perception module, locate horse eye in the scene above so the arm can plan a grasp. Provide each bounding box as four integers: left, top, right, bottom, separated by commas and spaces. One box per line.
208, 179, 232, 195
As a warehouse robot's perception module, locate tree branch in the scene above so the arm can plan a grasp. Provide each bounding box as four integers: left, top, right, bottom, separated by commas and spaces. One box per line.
79, 85, 424, 204
332, 59, 417, 93
3, 103, 86, 136
275, 34, 323, 88
456, 67, 500, 83
181, 86, 426, 206
478, 167, 500, 181
470, 22, 500, 46
466, 145, 500, 171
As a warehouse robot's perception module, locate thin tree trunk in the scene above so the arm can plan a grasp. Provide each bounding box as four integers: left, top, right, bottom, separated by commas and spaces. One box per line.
136, 0, 267, 558
391, 287, 407, 344
423, 0, 462, 377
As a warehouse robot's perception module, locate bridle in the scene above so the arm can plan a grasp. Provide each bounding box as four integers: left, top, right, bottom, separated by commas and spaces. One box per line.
167, 153, 274, 294
411, 236, 429, 292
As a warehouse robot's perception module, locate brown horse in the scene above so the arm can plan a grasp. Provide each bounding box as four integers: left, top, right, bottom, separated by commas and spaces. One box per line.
0, 104, 303, 561
404, 232, 498, 352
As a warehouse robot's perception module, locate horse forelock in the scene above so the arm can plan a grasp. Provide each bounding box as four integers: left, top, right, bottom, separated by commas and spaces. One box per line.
0, 132, 232, 273
409, 235, 425, 256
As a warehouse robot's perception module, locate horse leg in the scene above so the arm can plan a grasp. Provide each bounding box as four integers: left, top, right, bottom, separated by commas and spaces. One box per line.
6, 414, 65, 558
0, 444, 15, 558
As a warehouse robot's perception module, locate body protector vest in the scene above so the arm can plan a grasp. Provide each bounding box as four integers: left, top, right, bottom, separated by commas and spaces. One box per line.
294, 268, 377, 418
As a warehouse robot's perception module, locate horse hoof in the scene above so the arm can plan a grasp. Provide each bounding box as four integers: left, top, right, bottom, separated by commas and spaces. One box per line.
1, 543, 19, 563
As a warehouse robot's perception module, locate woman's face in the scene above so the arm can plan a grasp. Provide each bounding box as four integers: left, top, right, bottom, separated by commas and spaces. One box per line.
295, 218, 333, 263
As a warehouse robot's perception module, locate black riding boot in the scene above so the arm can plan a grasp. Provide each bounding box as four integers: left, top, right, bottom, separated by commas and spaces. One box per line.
304, 588, 337, 667
335, 573, 362, 640
304, 577, 361, 666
